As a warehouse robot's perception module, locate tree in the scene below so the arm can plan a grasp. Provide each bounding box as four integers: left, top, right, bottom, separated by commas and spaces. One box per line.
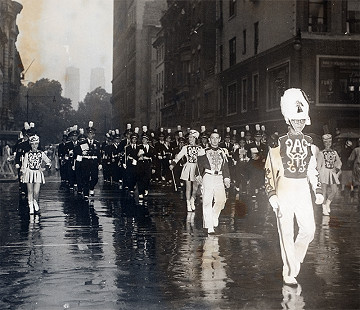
15, 79, 76, 145
76, 87, 112, 137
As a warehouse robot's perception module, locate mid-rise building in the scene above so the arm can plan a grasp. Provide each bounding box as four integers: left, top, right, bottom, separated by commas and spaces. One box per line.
90, 67, 105, 92
215, 0, 360, 134
112, 0, 167, 130
64, 66, 80, 110
0, 0, 23, 132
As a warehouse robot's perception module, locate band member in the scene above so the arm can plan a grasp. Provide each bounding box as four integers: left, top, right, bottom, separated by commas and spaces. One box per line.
58, 131, 68, 183
197, 131, 231, 234
15, 122, 31, 196
136, 133, 155, 198
101, 131, 113, 183
124, 132, 139, 193
79, 121, 102, 200
65, 126, 79, 191
73, 128, 87, 196
265, 88, 324, 285
21, 135, 51, 214
317, 134, 342, 215
170, 129, 202, 211
110, 130, 123, 186
248, 126, 268, 196
233, 132, 250, 194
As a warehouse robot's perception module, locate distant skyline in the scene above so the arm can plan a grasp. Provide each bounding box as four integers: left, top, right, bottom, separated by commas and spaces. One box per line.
16, 0, 113, 108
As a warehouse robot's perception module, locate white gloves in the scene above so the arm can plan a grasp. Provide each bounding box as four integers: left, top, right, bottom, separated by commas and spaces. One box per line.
98, 164, 103, 171
269, 195, 280, 211
224, 178, 231, 188
15, 164, 20, 169
315, 194, 324, 205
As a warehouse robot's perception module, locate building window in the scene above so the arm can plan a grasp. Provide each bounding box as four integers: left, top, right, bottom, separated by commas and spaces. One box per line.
227, 83, 237, 115
308, 0, 328, 32
242, 30, 246, 55
254, 22, 259, 55
317, 56, 360, 106
267, 61, 290, 111
219, 45, 223, 72
218, 87, 223, 114
229, 37, 236, 67
204, 91, 214, 113
252, 73, 259, 110
241, 78, 248, 112
229, 0, 236, 18
347, 0, 360, 34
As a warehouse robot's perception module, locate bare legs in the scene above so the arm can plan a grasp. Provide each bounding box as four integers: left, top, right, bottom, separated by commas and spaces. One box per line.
27, 183, 41, 214
186, 181, 199, 211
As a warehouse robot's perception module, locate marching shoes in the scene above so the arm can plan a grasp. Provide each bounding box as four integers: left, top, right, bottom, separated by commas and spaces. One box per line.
28, 201, 34, 214
322, 199, 331, 216
186, 200, 192, 212
33, 200, 40, 212
190, 197, 195, 211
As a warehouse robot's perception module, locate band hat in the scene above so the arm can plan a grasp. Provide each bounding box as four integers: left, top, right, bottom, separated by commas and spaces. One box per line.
141, 133, 150, 140
322, 134, 332, 141
86, 121, 96, 133
280, 88, 311, 125
114, 129, 121, 139
21, 122, 30, 134
29, 134, 40, 144
27, 122, 37, 136
188, 129, 199, 139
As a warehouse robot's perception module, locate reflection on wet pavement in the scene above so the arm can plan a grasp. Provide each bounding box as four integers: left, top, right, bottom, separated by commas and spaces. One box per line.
0, 175, 359, 309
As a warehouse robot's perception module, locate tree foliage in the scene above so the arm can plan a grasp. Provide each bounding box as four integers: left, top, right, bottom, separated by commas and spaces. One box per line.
16, 78, 76, 145
76, 87, 112, 137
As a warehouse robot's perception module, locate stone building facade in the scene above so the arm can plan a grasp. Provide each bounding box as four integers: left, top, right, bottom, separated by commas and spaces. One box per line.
0, 0, 23, 131
112, 0, 167, 131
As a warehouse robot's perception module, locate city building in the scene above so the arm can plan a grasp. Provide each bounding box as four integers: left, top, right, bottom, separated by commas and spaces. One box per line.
215, 0, 360, 135
152, 27, 164, 129
112, 0, 167, 130
90, 67, 105, 92
0, 0, 23, 132
64, 66, 80, 110
160, 0, 217, 130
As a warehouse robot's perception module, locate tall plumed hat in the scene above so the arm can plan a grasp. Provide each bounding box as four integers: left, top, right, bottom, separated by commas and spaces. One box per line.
254, 124, 262, 137
21, 122, 30, 134
225, 127, 231, 138
280, 88, 311, 125
86, 121, 96, 133
28, 122, 37, 136
322, 134, 332, 142
114, 129, 121, 139
188, 129, 199, 139
77, 128, 86, 140
29, 134, 40, 144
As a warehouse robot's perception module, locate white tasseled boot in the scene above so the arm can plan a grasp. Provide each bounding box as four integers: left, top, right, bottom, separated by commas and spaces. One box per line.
33, 200, 39, 212
29, 200, 34, 214
322, 203, 329, 216
190, 197, 195, 211
186, 200, 192, 212
326, 199, 331, 214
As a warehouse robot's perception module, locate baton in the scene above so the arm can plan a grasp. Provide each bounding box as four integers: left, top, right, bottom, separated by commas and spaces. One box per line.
171, 169, 177, 191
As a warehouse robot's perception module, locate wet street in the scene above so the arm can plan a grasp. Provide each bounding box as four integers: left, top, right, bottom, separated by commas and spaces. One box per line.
0, 173, 359, 310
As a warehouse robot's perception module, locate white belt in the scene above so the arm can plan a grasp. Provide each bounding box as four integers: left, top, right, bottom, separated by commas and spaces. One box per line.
83, 156, 97, 159
205, 169, 222, 175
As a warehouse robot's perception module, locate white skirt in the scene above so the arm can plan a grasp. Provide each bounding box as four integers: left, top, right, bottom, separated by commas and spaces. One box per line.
23, 169, 46, 184
180, 162, 197, 181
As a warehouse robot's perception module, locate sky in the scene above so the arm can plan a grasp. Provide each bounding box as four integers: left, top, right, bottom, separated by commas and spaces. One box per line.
16, 0, 113, 108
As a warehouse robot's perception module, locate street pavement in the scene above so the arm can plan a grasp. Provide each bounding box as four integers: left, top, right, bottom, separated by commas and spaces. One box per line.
0, 173, 359, 310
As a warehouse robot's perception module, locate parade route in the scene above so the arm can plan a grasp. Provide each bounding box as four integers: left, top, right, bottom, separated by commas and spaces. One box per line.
0, 174, 359, 310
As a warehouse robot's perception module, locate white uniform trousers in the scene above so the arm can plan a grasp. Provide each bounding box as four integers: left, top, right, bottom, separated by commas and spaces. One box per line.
277, 177, 316, 278
202, 174, 227, 229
